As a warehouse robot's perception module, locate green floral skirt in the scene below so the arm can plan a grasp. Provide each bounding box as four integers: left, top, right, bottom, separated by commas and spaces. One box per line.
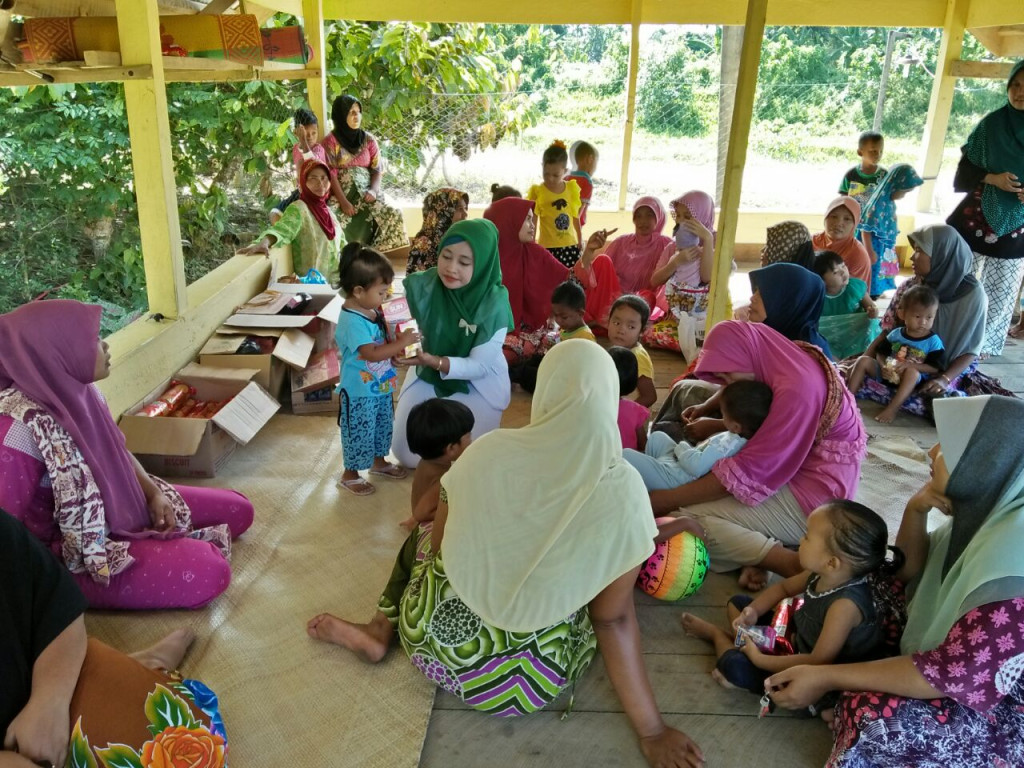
379, 527, 597, 717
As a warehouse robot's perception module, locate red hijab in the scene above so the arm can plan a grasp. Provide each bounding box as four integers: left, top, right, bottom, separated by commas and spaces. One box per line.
0, 300, 149, 533
484, 197, 569, 331
298, 158, 336, 241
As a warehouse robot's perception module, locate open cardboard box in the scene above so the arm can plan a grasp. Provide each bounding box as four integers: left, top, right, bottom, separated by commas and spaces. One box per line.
201, 284, 343, 398
118, 363, 280, 478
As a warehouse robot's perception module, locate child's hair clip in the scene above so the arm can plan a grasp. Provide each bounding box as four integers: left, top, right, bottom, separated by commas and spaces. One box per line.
550, 139, 567, 149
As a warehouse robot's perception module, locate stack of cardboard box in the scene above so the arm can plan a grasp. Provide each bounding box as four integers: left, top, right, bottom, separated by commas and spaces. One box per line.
200, 283, 343, 415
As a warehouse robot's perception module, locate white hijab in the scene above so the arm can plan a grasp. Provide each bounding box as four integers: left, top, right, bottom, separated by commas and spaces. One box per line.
442, 340, 657, 632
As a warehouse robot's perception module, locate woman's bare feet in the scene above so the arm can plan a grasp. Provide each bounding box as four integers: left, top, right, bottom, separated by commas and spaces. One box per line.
130, 628, 196, 671
738, 566, 768, 591
306, 612, 392, 663
1008, 322, 1024, 340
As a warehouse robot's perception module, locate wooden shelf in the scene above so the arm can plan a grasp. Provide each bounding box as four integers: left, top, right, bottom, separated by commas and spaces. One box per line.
0, 64, 154, 87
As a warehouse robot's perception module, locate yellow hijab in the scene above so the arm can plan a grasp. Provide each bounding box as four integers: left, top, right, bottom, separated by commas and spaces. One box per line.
441, 340, 657, 632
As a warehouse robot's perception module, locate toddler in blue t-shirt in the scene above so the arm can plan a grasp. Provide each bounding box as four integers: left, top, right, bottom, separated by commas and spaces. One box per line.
335, 243, 420, 495
848, 285, 943, 423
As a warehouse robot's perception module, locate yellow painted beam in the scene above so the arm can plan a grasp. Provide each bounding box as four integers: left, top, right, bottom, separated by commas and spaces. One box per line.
617, 0, 641, 211
98, 252, 282, 417
116, 0, 188, 319
918, 0, 970, 213
706, 0, 767, 330
968, 3, 1024, 30
302, 0, 329, 130
321, 0, 952, 26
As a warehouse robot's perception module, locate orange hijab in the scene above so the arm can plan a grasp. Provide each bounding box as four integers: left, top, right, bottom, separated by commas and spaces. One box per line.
812, 196, 871, 285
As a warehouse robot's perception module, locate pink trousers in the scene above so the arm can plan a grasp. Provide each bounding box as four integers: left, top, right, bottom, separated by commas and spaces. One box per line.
74, 485, 254, 611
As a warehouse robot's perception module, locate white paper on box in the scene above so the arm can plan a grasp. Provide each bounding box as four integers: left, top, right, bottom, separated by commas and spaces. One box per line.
211, 382, 281, 444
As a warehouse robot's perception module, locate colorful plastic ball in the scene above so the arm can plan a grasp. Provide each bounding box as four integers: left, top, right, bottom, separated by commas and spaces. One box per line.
636, 517, 709, 601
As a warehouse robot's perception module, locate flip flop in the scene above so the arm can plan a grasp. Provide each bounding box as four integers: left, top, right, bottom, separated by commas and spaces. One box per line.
369, 465, 408, 480
339, 478, 375, 496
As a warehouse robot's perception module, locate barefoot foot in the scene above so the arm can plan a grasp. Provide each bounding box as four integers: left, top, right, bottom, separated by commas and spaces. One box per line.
680, 612, 720, 642
738, 566, 768, 591
874, 408, 897, 424
130, 628, 196, 671
398, 516, 418, 532
711, 668, 741, 690
306, 613, 389, 663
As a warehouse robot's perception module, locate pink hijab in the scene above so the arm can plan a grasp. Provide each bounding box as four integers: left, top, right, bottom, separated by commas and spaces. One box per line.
812, 196, 871, 285
670, 190, 716, 250
605, 196, 674, 294
694, 321, 865, 513
0, 301, 149, 533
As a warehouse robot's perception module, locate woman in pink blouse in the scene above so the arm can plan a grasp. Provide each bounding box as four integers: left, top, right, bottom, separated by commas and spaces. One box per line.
652, 321, 867, 590
576, 196, 674, 327
768, 395, 1024, 768
320, 94, 408, 252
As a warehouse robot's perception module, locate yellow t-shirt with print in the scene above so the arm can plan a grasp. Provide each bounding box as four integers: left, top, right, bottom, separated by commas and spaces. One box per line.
560, 324, 597, 343
527, 180, 582, 249
632, 343, 653, 380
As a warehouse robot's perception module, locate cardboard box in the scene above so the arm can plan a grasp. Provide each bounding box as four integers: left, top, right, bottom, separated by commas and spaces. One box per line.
119, 363, 280, 477
203, 284, 342, 405
291, 383, 340, 415
291, 349, 340, 394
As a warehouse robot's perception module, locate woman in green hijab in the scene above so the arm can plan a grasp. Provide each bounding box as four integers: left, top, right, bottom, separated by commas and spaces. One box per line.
392, 218, 514, 468
947, 60, 1024, 357
766, 395, 1024, 767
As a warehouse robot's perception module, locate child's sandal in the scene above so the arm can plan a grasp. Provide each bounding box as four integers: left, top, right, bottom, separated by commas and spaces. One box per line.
368, 464, 408, 480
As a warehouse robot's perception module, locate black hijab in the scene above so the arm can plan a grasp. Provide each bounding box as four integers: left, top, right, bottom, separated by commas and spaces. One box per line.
331, 94, 366, 155
749, 262, 834, 360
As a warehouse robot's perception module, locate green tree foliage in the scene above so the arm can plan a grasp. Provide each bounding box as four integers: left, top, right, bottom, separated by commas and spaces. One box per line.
325, 21, 538, 187
0, 20, 538, 316
636, 28, 719, 136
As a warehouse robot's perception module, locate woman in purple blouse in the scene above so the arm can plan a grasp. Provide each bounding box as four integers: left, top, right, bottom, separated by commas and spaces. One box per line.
767, 395, 1024, 767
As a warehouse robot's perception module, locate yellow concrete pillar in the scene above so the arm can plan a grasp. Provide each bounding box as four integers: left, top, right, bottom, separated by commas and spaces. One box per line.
617, 0, 642, 211
706, 0, 767, 330
917, 0, 970, 213
302, 0, 329, 129
116, 0, 187, 319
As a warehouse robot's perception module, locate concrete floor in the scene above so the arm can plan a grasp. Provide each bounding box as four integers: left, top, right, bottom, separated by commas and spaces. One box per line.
414, 280, 1024, 768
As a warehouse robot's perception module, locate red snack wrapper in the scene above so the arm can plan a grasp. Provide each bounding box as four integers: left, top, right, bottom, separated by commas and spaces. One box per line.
171, 398, 197, 418
139, 381, 193, 417
185, 400, 208, 418
769, 596, 803, 655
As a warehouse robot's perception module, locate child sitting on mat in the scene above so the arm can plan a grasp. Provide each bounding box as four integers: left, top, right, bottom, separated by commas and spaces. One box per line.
398, 398, 475, 531
681, 500, 903, 700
